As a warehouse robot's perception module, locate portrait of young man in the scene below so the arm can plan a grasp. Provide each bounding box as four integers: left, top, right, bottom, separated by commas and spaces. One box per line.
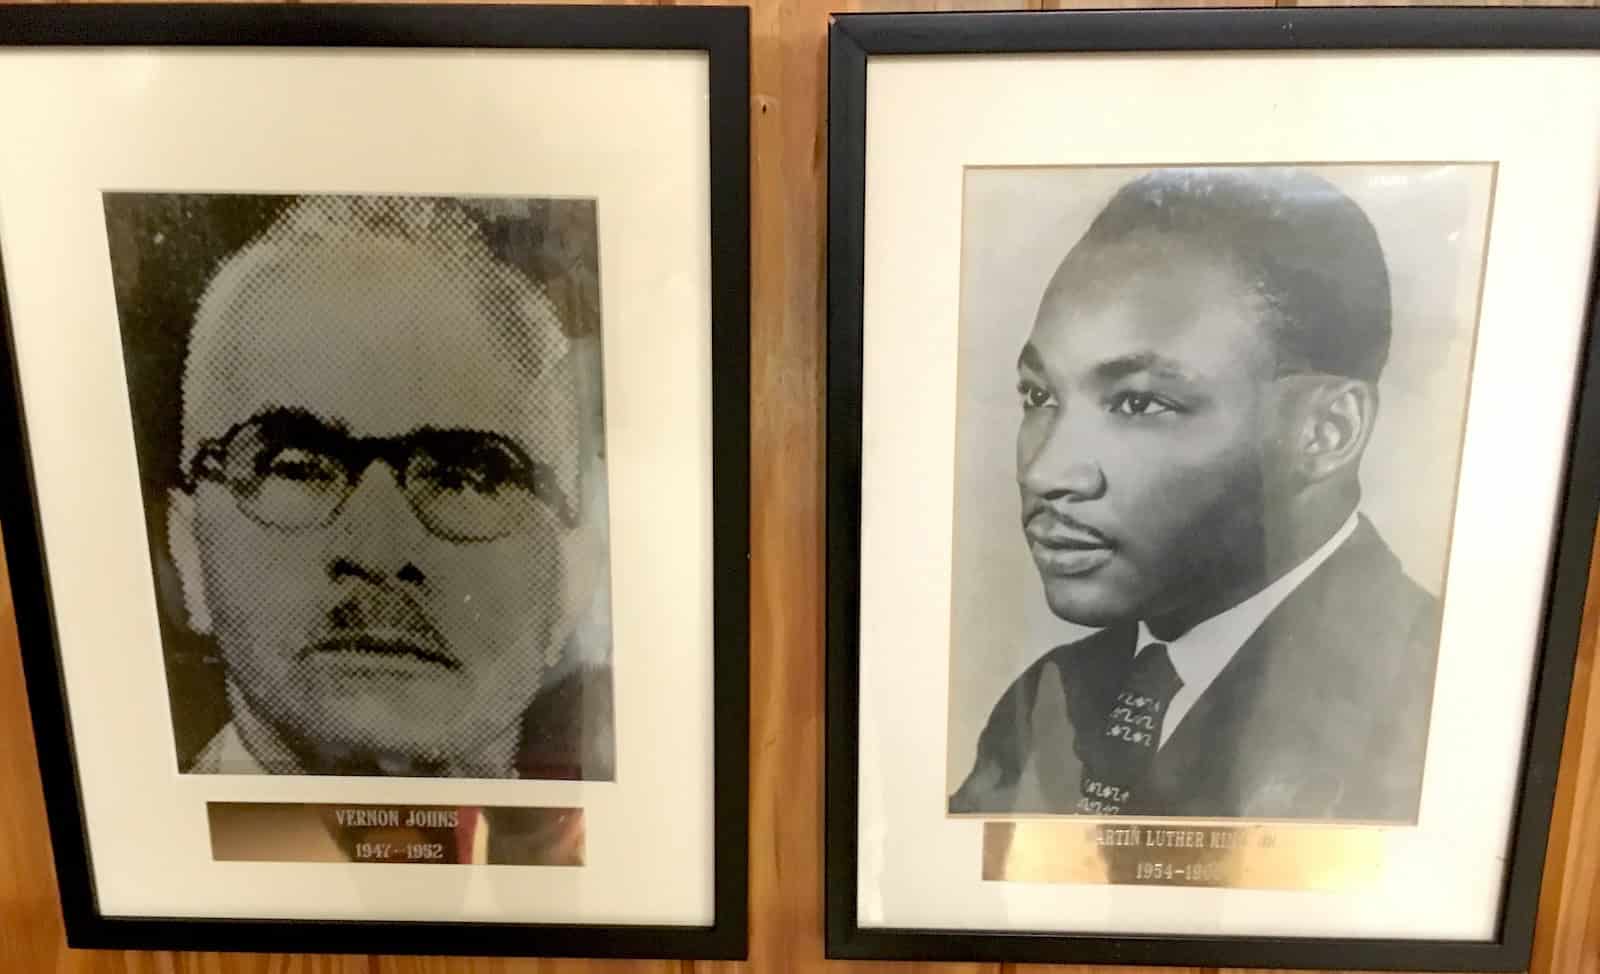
105, 192, 615, 781
946, 165, 1494, 822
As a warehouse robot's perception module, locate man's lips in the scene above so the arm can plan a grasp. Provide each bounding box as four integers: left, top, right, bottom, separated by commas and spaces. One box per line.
1025, 528, 1112, 550
1023, 513, 1114, 550
305, 633, 460, 671
1024, 512, 1115, 576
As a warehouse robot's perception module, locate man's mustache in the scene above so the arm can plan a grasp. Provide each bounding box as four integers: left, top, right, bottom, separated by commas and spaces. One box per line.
1021, 503, 1115, 548
302, 588, 458, 670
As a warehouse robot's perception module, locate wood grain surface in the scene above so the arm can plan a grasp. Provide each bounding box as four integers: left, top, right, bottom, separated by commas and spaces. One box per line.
2, 1, 1598, 972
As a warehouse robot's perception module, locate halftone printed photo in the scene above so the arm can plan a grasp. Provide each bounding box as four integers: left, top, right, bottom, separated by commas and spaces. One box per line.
104, 192, 615, 781
945, 164, 1494, 823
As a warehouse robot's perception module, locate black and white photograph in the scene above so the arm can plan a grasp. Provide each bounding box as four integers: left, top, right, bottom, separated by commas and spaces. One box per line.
106, 192, 615, 781
828, 7, 1600, 968
946, 164, 1492, 823
0, 4, 747, 955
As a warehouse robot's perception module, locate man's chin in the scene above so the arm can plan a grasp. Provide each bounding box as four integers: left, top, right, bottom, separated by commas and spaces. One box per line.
1039, 578, 1141, 629
280, 700, 485, 770
299, 723, 457, 770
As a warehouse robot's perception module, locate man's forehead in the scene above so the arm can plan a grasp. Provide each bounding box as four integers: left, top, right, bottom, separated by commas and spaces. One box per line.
1025, 243, 1273, 378
215, 239, 514, 332
183, 239, 574, 448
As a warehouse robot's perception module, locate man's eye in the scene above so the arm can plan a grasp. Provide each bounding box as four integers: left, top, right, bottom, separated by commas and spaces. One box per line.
1017, 380, 1057, 409
424, 462, 498, 493
1108, 392, 1175, 417
416, 449, 522, 495
259, 448, 342, 484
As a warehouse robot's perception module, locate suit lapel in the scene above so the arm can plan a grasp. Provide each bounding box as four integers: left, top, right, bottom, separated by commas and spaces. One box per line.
1143, 524, 1378, 815
1021, 625, 1136, 811
1142, 628, 1264, 814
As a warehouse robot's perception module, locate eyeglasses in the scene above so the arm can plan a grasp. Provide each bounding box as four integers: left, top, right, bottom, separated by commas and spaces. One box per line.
182, 409, 575, 541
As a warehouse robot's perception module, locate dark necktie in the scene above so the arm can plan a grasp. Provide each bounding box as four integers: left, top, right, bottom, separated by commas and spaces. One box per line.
1077, 642, 1183, 815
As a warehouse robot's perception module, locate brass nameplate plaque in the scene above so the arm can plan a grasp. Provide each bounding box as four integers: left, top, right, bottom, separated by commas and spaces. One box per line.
208, 802, 584, 866
984, 820, 1384, 890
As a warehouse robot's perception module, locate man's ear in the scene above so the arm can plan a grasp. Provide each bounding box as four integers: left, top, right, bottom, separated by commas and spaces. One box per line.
166, 489, 214, 635
1293, 378, 1378, 482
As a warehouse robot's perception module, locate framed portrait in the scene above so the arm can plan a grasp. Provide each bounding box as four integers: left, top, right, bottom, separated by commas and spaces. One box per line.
0, 3, 748, 959
825, 7, 1600, 970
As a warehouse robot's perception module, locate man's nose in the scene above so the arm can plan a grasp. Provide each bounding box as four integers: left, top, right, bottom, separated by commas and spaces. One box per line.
1018, 410, 1107, 501
325, 463, 430, 585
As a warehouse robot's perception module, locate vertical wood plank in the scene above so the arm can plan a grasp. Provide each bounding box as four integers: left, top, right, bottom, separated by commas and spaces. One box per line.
0, 542, 62, 971
714, 0, 825, 970
1532, 521, 1600, 974
686, 0, 824, 968
702, 0, 996, 966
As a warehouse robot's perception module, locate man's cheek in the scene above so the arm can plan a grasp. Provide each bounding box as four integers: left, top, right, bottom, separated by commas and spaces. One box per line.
208, 558, 324, 642
1128, 458, 1222, 523
436, 576, 547, 653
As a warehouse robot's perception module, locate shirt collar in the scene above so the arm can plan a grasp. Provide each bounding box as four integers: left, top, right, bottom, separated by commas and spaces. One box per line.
206, 679, 524, 777
1137, 511, 1359, 744
192, 721, 270, 774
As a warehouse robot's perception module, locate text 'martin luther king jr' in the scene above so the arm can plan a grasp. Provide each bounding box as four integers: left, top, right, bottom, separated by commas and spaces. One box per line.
950, 168, 1444, 821
107, 194, 614, 780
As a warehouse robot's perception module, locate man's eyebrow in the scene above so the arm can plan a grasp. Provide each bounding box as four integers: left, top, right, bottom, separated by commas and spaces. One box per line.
412, 426, 538, 464
1090, 352, 1196, 384
248, 406, 347, 438
1017, 343, 1046, 375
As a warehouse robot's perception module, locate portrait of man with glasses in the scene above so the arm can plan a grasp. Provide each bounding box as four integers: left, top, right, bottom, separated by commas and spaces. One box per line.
105, 193, 614, 780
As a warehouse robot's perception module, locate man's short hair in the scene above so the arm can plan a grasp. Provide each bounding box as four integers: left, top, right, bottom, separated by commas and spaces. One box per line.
1076, 167, 1392, 383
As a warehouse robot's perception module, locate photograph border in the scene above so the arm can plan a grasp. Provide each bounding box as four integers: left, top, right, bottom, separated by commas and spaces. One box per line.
824, 7, 1600, 971
0, 2, 750, 961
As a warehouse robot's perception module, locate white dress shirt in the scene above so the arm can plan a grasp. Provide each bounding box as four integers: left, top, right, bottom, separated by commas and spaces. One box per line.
1138, 512, 1359, 748
188, 685, 525, 776
190, 720, 266, 774
190, 688, 304, 774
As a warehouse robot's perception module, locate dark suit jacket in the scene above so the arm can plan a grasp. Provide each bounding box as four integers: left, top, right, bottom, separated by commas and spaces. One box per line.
949, 517, 1441, 821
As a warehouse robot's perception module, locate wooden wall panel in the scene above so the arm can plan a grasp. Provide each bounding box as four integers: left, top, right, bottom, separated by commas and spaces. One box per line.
2, 1, 1598, 974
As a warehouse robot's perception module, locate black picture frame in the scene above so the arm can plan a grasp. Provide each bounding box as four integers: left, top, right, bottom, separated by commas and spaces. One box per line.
825, 8, 1600, 971
0, 3, 749, 961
